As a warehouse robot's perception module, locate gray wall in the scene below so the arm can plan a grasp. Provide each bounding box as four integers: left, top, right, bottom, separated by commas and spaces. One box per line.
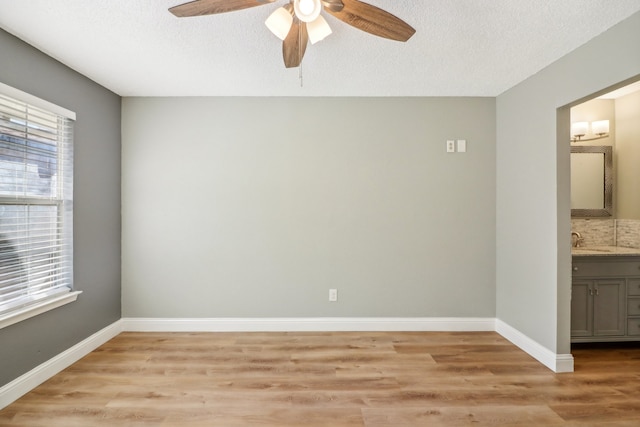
496, 11, 640, 354
122, 97, 496, 318
0, 29, 121, 386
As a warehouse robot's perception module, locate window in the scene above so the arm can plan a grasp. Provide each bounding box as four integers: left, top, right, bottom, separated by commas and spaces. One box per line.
0, 83, 78, 329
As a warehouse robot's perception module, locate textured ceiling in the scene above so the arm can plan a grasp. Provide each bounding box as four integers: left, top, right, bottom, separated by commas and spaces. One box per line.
1, 0, 639, 97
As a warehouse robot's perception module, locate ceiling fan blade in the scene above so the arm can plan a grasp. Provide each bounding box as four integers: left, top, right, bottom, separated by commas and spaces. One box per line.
169, 0, 274, 17
321, 0, 344, 13
282, 20, 308, 68
324, 0, 415, 42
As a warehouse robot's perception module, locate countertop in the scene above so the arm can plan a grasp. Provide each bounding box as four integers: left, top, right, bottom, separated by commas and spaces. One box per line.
572, 245, 640, 257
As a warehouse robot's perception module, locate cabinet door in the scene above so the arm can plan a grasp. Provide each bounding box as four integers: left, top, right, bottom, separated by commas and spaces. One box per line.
571, 280, 593, 337
593, 279, 626, 336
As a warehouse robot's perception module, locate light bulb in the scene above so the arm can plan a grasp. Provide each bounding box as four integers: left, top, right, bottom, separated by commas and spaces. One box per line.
299, 0, 314, 15
294, 0, 322, 23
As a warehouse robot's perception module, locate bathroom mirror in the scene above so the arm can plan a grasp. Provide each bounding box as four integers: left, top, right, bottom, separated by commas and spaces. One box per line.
571, 145, 612, 217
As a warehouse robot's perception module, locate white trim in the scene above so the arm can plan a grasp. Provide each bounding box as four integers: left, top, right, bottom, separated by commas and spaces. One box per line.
555, 354, 576, 373
495, 319, 574, 373
0, 291, 82, 330
121, 317, 497, 333
123, 317, 574, 372
0, 319, 122, 410
0, 316, 575, 411
0, 81, 76, 120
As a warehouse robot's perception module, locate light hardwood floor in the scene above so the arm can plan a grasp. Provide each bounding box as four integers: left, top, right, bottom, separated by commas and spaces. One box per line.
1, 332, 640, 426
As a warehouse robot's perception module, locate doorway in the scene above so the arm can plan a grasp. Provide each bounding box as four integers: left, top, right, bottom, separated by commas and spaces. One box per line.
568, 79, 640, 361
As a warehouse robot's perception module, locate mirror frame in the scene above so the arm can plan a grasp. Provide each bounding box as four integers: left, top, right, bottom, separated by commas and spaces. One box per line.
571, 145, 613, 217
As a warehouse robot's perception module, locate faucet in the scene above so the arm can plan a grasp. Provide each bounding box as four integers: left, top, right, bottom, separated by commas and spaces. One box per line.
571, 231, 583, 248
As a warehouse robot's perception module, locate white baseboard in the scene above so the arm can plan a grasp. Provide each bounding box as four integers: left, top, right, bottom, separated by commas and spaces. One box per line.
0, 320, 123, 410
1, 316, 574, 410
121, 317, 497, 333
122, 317, 574, 372
495, 319, 574, 373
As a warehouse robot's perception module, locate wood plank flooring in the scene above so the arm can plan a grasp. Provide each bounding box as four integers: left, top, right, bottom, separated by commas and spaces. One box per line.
2, 332, 640, 426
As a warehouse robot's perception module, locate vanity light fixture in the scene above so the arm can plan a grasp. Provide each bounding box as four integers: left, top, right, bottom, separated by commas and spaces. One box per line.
571, 119, 610, 142
591, 120, 610, 137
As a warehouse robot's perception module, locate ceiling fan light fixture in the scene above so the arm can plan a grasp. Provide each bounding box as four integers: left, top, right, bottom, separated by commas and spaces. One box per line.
169, 0, 416, 68
307, 15, 332, 44
265, 6, 294, 40
294, 0, 322, 23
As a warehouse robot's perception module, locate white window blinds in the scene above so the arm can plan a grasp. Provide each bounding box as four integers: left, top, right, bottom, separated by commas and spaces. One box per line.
0, 88, 74, 317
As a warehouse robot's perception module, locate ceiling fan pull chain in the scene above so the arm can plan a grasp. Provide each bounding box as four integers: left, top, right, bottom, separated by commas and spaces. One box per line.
299, 63, 304, 87
298, 24, 304, 87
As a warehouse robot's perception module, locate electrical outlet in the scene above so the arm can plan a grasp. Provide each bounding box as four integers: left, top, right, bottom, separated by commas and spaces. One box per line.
329, 288, 338, 302
446, 140, 455, 153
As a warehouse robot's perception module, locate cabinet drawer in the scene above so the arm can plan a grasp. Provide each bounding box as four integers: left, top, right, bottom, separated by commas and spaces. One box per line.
628, 298, 640, 316
628, 318, 640, 336
572, 260, 640, 277
628, 279, 640, 296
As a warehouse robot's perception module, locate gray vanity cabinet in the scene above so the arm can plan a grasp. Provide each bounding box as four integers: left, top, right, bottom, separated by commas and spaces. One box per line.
570, 278, 625, 339
571, 256, 640, 342
627, 279, 640, 336
571, 280, 592, 337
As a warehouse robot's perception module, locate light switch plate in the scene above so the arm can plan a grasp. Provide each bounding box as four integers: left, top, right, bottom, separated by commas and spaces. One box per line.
457, 139, 467, 152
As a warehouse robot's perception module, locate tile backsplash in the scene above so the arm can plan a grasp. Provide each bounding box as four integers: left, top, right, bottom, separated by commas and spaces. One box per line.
571, 218, 640, 248
615, 219, 640, 248
571, 219, 615, 246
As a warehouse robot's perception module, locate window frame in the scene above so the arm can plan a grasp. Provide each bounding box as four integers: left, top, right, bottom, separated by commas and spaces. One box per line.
0, 82, 80, 330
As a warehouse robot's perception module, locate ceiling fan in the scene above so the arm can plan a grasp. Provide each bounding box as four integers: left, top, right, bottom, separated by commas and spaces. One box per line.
169, 0, 415, 68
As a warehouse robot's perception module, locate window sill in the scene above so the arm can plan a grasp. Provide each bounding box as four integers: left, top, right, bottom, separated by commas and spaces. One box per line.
0, 291, 82, 330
